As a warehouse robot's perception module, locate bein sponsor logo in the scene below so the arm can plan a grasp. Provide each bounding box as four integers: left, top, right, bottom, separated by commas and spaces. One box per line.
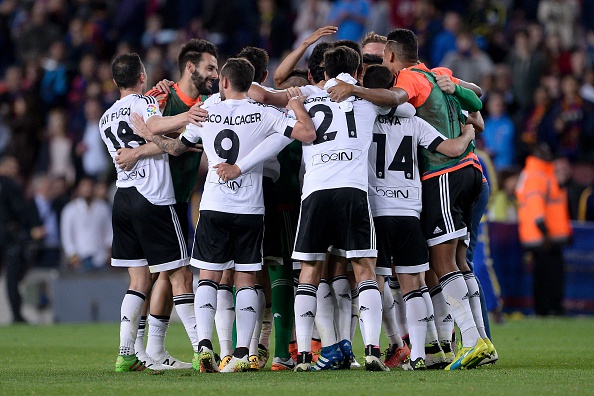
370, 186, 419, 199
312, 149, 362, 165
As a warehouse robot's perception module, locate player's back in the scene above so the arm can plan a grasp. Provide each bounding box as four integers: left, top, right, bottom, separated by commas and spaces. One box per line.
368, 114, 446, 218
99, 94, 175, 205
301, 91, 379, 199
184, 98, 295, 215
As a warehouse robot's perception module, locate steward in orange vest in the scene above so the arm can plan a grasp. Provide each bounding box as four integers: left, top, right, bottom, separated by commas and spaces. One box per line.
516, 151, 572, 248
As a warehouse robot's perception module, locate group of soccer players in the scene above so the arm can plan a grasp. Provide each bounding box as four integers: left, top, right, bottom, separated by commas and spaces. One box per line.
101, 25, 497, 374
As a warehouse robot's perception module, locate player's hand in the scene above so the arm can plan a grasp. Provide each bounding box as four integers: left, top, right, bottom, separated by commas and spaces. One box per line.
286, 95, 307, 112
188, 142, 204, 153
214, 162, 242, 181
188, 102, 208, 126
285, 86, 302, 100
327, 80, 354, 102
153, 79, 174, 93
460, 123, 476, 141
130, 113, 153, 141
304, 26, 338, 46
436, 75, 456, 94
115, 148, 138, 171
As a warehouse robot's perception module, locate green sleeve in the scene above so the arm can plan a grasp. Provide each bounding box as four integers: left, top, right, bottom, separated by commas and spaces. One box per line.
453, 84, 483, 112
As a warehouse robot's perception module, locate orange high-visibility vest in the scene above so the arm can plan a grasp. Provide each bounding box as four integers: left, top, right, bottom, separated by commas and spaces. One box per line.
515, 156, 572, 247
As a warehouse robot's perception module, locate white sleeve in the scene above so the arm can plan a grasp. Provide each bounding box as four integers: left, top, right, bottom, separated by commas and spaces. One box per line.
179, 123, 202, 145
265, 107, 298, 137
393, 102, 416, 118
132, 96, 162, 123
235, 134, 293, 174
415, 116, 447, 151
299, 85, 318, 97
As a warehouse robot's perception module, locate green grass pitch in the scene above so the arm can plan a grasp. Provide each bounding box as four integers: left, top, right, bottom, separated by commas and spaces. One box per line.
1, 318, 593, 395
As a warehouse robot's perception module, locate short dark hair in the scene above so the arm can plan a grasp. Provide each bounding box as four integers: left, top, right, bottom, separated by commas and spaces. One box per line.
386, 29, 418, 63
178, 39, 218, 76
237, 46, 269, 83
324, 46, 360, 79
278, 68, 310, 89
363, 64, 394, 89
221, 58, 254, 92
333, 39, 363, 72
361, 31, 387, 47
363, 53, 383, 66
111, 53, 143, 89
308, 42, 332, 84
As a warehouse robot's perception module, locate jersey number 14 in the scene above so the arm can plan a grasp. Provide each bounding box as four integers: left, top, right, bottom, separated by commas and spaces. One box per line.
372, 134, 414, 180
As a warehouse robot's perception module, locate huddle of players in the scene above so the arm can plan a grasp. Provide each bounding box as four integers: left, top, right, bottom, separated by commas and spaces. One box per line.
104, 26, 497, 374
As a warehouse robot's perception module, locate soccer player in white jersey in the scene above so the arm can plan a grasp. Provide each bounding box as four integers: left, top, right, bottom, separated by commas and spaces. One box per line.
289, 45, 391, 372
131, 58, 316, 373
363, 65, 476, 370
102, 53, 203, 373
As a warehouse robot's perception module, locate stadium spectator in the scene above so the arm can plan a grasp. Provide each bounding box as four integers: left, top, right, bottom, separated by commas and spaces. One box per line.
442, 32, 494, 85
60, 178, 112, 272
1, 155, 39, 324
77, 98, 109, 180
327, 0, 370, 42
516, 144, 572, 316
538, 75, 594, 161
537, 0, 579, 50
293, 0, 332, 55
506, 29, 546, 111
488, 168, 520, 222
482, 92, 516, 170
430, 11, 462, 67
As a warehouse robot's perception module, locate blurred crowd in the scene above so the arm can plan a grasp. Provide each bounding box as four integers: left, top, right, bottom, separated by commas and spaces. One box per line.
1, 0, 594, 278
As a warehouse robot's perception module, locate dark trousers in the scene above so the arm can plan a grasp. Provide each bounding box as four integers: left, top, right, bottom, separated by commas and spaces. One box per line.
531, 245, 565, 316
5, 243, 28, 322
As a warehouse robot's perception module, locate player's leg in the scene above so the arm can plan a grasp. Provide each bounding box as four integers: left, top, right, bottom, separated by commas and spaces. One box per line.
374, 217, 407, 368
423, 168, 487, 370
194, 268, 224, 372
466, 178, 493, 339
111, 187, 153, 372
313, 255, 343, 371
419, 276, 446, 369
145, 201, 193, 369
269, 259, 295, 371
291, 190, 332, 371
294, 260, 323, 371
215, 269, 235, 370
134, 273, 157, 366
328, 254, 353, 368
425, 268, 454, 363
190, 210, 234, 373
220, 213, 264, 373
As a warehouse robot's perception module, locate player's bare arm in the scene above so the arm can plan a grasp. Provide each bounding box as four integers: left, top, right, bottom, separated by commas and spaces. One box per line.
435, 124, 476, 157
273, 26, 337, 87
130, 113, 202, 156
327, 80, 409, 107
146, 101, 207, 133
286, 95, 316, 143
115, 143, 164, 171
466, 111, 485, 133
247, 84, 297, 108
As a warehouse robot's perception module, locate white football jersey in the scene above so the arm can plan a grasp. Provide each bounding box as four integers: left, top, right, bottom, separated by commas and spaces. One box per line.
99, 94, 175, 205
181, 98, 297, 215
368, 114, 446, 218
300, 89, 389, 200
206, 84, 283, 181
